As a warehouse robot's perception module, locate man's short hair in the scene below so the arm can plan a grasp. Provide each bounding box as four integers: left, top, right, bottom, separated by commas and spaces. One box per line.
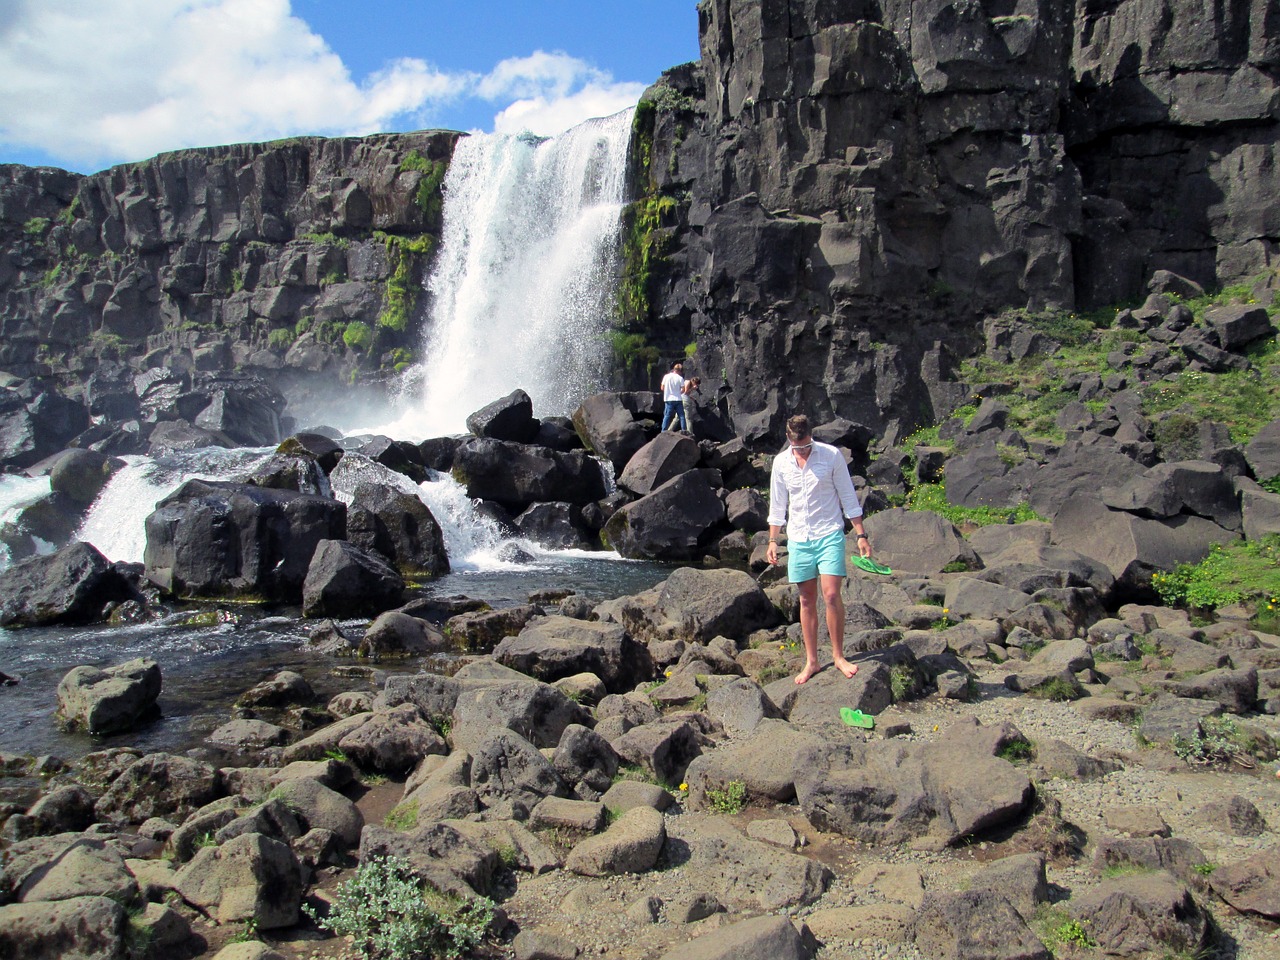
785, 415, 811, 442
671, 360, 682, 370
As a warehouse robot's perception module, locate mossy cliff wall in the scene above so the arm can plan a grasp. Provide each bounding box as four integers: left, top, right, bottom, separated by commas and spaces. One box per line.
0, 131, 459, 407
627, 0, 1280, 443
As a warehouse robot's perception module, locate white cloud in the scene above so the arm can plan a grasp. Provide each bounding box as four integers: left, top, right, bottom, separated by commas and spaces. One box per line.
0, 0, 468, 169
480, 51, 646, 137
0, 3, 646, 170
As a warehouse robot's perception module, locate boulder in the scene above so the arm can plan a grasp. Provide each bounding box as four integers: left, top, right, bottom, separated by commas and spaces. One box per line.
513, 502, 594, 549
1, 833, 138, 904
337, 704, 448, 774
624, 567, 778, 644
1209, 850, 1280, 919
794, 719, 1034, 845
914, 889, 1051, 960
55, 657, 161, 734
617, 432, 701, 496
724, 488, 769, 532
564, 806, 665, 877
301, 539, 404, 618
551, 724, 620, 797
492, 617, 655, 693
236, 670, 314, 709
46, 449, 118, 505
0, 542, 133, 627
469, 729, 571, 820
466, 388, 539, 443
450, 675, 591, 751
452, 437, 606, 511
445, 604, 541, 653
276, 432, 343, 474
656, 914, 814, 960
1103, 460, 1241, 531
572, 392, 652, 472
357, 822, 499, 900
175, 832, 304, 928
267, 777, 363, 846
863, 508, 977, 576
1052, 496, 1238, 592
0, 896, 125, 960
144, 479, 345, 601
612, 719, 707, 785
1205, 303, 1275, 351
358, 611, 448, 659
95, 753, 221, 824
663, 814, 832, 911
602, 472, 727, 560
1072, 873, 1211, 956
345, 480, 449, 578
1244, 418, 1280, 481
683, 719, 824, 805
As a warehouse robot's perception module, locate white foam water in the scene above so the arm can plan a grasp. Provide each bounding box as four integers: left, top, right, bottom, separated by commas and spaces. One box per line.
74, 447, 276, 564
0, 474, 54, 569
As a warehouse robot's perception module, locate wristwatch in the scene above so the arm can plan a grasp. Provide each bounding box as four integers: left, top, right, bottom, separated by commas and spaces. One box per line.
856, 534, 868, 540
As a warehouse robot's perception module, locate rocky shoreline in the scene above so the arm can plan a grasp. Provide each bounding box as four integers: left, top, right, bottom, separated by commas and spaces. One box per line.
1, 374, 1279, 959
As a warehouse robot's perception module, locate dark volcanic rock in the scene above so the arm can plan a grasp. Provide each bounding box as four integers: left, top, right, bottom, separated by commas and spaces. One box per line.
603, 471, 726, 560
345, 479, 449, 578
466, 388, 539, 443
302, 539, 404, 618
452, 437, 607, 512
143, 479, 345, 601
0, 541, 133, 627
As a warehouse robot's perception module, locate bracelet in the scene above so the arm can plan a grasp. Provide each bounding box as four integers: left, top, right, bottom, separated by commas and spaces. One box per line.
768, 539, 778, 544
856, 534, 868, 540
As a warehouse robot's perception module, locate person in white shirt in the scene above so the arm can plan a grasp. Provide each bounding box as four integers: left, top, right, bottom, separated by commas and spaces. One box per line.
766, 414, 871, 684
660, 361, 687, 431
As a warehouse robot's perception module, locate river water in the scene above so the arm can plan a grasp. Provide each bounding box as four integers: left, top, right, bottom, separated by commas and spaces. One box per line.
0, 450, 672, 766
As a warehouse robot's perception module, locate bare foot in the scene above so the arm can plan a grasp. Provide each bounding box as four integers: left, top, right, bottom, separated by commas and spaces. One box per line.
833, 657, 859, 679
794, 662, 820, 684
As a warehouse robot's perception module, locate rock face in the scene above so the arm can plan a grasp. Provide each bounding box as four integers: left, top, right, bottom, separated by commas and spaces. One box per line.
624, 0, 1280, 441
0, 132, 457, 424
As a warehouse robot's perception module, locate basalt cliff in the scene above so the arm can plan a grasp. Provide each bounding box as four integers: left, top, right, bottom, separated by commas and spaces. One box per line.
3, 0, 1280, 450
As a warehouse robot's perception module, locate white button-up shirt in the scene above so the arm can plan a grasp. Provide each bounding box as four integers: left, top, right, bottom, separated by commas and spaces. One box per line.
767, 440, 862, 542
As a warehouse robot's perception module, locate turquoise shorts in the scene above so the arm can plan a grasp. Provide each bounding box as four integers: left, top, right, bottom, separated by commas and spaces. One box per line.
787, 528, 847, 583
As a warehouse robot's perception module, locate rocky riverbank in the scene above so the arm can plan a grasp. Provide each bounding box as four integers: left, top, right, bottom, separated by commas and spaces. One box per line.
1, 555, 1278, 960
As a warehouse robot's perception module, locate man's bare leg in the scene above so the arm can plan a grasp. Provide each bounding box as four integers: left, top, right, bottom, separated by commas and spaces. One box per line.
795, 578, 820, 683
822, 573, 858, 678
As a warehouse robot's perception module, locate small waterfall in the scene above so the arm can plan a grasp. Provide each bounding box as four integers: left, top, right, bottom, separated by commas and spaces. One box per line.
414, 109, 634, 436
0, 474, 54, 569
74, 448, 276, 564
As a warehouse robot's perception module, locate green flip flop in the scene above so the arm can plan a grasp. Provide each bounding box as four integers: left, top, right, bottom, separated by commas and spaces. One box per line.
840, 707, 875, 729
850, 555, 893, 576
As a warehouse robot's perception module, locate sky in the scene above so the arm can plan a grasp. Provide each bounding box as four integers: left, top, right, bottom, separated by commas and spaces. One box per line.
0, 0, 701, 174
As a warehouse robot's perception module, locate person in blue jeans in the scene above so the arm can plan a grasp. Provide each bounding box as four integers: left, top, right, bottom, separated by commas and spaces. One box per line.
660, 361, 686, 431
766, 414, 872, 684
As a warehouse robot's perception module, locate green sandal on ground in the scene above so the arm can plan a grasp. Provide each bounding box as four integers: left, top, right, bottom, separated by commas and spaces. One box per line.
840, 707, 875, 729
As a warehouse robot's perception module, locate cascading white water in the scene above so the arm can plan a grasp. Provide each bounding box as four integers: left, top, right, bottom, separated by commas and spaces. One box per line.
73, 448, 277, 564
412, 109, 633, 436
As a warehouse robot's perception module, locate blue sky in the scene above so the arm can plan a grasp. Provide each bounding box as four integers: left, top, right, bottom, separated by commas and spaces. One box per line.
0, 0, 701, 174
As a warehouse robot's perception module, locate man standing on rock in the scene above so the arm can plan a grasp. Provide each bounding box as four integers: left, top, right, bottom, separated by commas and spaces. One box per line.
660, 360, 687, 432
766, 415, 871, 684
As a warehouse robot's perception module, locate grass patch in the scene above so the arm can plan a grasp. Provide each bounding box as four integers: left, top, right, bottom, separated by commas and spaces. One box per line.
889, 664, 916, 702
384, 800, 419, 831
1026, 676, 1082, 702
1170, 715, 1275, 767
613, 763, 658, 785
1033, 906, 1098, 951
906, 483, 1044, 527
1152, 536, 1280, 620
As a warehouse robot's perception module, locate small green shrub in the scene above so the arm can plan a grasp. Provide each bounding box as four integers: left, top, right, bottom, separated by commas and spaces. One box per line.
304, 855, 493, 960
428, 713, 452, 739
613, 764, 657, 785
23, 216, 51, 236
343, 320, 374, 353
295, 315, 314, 336
706, 780, 748, 814
889, 664, 915, 702
267, 328, 293, 351
1171, 715, 1274, 767
323, 748, 349, 763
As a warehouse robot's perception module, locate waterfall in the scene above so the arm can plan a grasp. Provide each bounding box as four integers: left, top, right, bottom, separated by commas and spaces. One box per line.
413, 109, 633, 436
